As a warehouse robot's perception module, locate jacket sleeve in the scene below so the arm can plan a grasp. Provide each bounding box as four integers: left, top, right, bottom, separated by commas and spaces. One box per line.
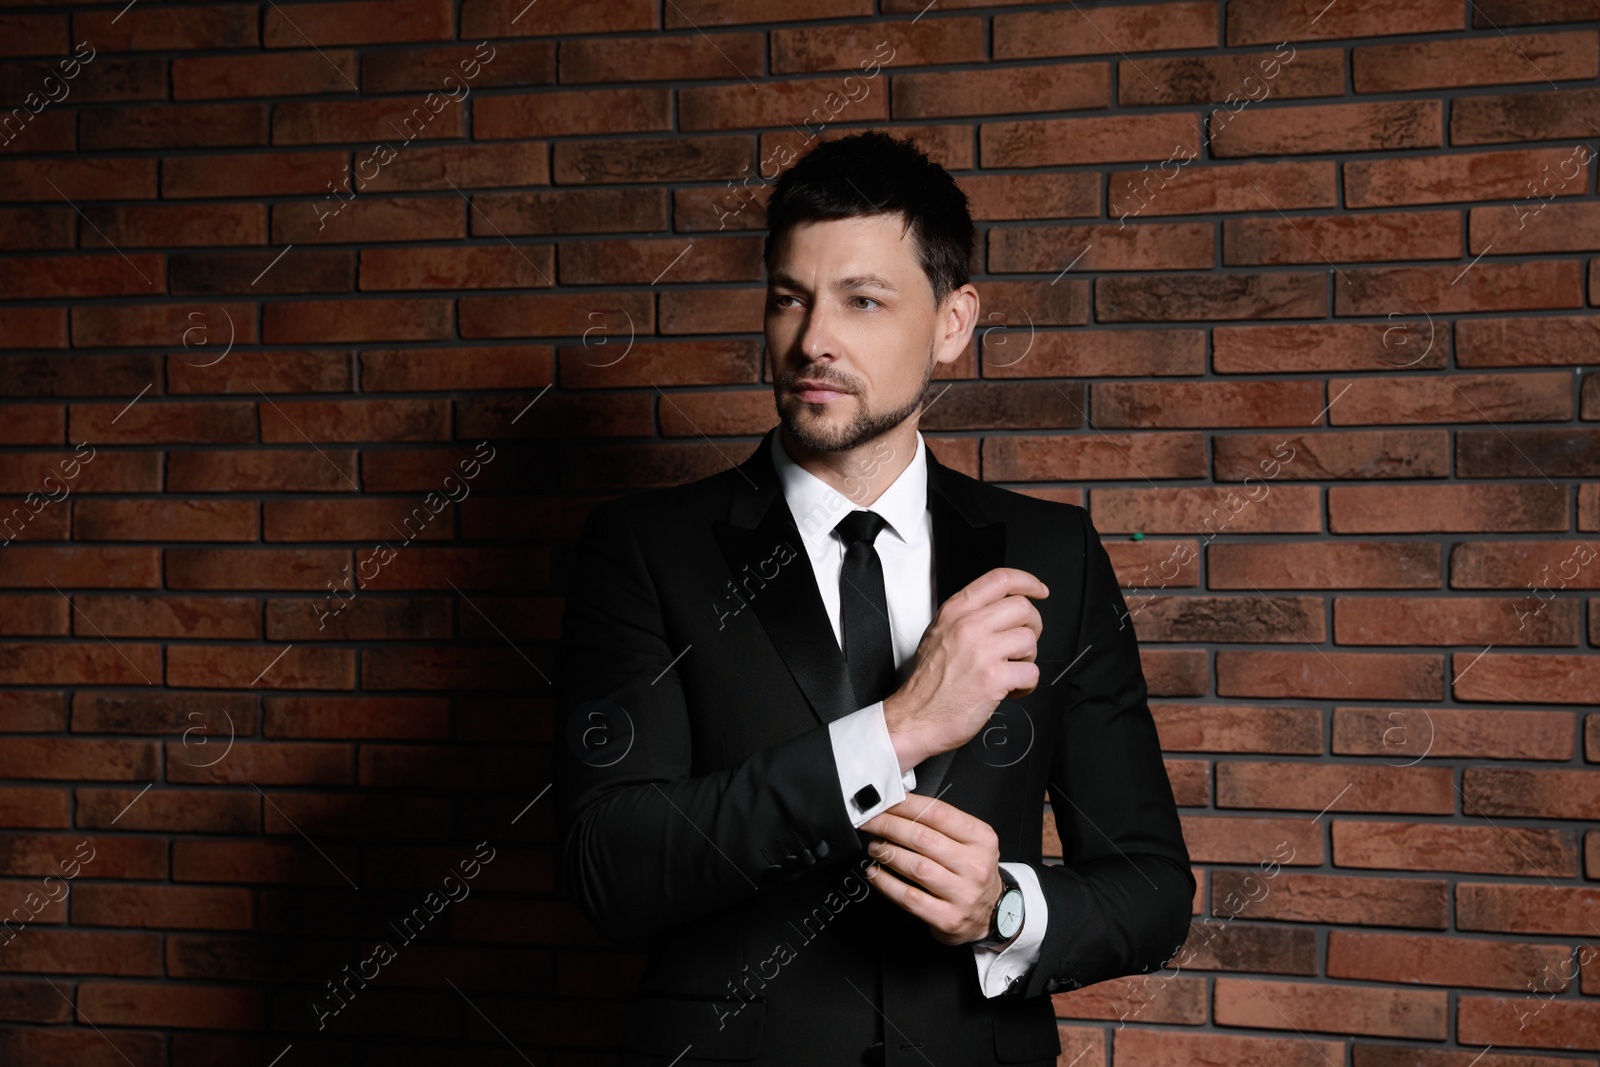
1011, 505, 1196, 999
554, 498, 868, 946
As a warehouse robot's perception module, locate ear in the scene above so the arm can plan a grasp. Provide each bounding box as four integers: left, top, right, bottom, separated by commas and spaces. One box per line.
933, 283, 980, 368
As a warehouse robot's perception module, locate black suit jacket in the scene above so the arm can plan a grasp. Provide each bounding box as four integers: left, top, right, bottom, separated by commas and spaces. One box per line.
555, 426, 1194, 1066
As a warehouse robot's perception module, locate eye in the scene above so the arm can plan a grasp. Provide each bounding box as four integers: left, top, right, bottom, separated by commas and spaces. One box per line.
770, 294, 799, 310
850, 296, 880, 310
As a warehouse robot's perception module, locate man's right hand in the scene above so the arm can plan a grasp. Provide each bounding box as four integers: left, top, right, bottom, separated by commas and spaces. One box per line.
884, 567, 1049, 775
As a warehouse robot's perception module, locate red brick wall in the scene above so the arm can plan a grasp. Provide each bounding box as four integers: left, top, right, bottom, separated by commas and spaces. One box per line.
1, 0, 1597, 1063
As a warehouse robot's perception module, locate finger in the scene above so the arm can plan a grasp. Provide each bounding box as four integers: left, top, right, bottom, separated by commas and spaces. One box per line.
884, 794, 995, 846
866, 837, 962, 906
956, 568, 1049, 614
865, 857, 952, 928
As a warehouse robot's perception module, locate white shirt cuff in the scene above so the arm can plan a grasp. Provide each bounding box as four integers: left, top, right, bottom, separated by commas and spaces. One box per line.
973, 862, 1048, 998
829, 700, 917, 828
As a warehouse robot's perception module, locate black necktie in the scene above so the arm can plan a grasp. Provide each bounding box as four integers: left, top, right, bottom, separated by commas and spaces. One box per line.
835, 510, 897, 710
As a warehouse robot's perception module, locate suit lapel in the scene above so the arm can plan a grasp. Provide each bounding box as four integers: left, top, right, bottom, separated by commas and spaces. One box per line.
711, 428, 1008, 791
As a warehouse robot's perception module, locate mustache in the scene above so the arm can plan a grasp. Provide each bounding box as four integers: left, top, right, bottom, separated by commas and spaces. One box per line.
783, 372, 856, 394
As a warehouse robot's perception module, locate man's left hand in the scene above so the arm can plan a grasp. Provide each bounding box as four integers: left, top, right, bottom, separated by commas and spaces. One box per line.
860, 794, 1004, 946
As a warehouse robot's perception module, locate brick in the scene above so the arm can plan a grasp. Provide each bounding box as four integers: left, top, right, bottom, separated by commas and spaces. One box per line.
0, 550, 160, 591
164, 548, 347, 591
1453, 87, 1600, 146
166, 352, 353, 396
173, 49, 358, 100
1098, 272, 1324, 321
0, 738, 156, 780
0, 14, 65, 56
264, 591, 451, 643
760, 123, 973, 175
361, 347, 552, 391
262, 299, 451, 345
1105, 539, 1203, 590
264, 696, 449, 739
1337, 261, 1584, 315
81, 203, 266, 249
907, 63, 1108, 121
0, 157, 156, 202
1458, 882, 1600, 936
985, 433, 1204, 482
170, 250, 356, 296
1131, 595, 1324, 644
80, 103, 267, 150
167, 454, 355, 499
71, 883, 253, 928
0, 254, 162, 299
1474, 0, 1600, 24
1329, 372, 1572, 425
1355, 32, 1599, 92
1457, 315, 1600, 367
1215, 323, 1448, 372
1153, 704, 1322, 754
272, 196, 464, 244
466, 0, 657, 36
988, 329, 1210, 380
70, 593, 258, 639
991, 221, 1213, 273
1218, 650, 1443, 700
1213, 100, 1440, 157
1054, 972, 1207, 1025
959, 171, 1100, 221
554, 135, 751, 184
1332, 485, 1567, 533
1464, 767, 1600, 820
360, 245, 555, 290
355, 143, 550, 192
1121, 49, 1344, 106
259, 399, 449, 443
69, 303, 258, 349
0, 404, 62, 444
263, 0, 454, 47
458, 291, 654, 339
1094, 380, 1324, 427
995, 3, 1217, 59
1335, 820, 1580, 876
364, 40, 554, 93
1217, 430, 1448, 480
1218, 761, 1455, 813
1453, 652, 1600, 704
162, 150, 347, 198
1337, 596, 1578, 646
679, 78, 890, 132
165, 646, 354, 690
1328, 931, 1570, 991
469, 188, 667, 235
1472, 200, 1600, 255
1114, 1029, 1342, 1067
3, 55, 167, 105
1459, 428, 1600, 479
1333, 706, 1574, 761
983, 113, 1200, 167
78, 980, 261, 1029
0, 207, 71, 251
1450, 540, 1600, 590
1224, 210, 1460, 265
1227, 0, 1462, 44
0, 356, 161, 400
69, 400, 255, 445
476, 87, 670, 138
1347, 147, 1592, 208
774, 18, 982, 73
1459, 996, 1600, 1052
1091, 485, 1321, 535
75, 6, 258, 51
561, 340, 759, 389
272, 96, 465, 145
1178, 815, 1323, 865
0, 308, 67, 349
560, 236, 762, 285
1214, 976, 1447, 1039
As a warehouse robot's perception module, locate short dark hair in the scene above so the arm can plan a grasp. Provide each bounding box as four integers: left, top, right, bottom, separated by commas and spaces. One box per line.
763, 130, 975, 309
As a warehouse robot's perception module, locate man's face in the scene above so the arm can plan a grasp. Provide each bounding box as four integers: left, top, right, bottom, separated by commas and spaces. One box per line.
765, 213, 963, 454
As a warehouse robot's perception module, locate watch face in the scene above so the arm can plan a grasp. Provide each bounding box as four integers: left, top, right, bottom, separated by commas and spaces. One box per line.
996, 888, 1023, 938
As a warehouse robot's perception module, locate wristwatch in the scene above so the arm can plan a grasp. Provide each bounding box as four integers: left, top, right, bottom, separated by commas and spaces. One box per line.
973, 865, 1024, 950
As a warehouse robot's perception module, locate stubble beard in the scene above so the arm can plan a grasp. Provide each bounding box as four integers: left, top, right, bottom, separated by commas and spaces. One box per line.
777, 350, 934, 454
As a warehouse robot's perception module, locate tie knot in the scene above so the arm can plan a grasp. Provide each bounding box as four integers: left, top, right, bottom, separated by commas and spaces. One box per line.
835, 509, 888, 548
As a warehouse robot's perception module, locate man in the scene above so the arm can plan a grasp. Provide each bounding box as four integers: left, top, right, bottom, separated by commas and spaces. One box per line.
555, 131, 1194, 1066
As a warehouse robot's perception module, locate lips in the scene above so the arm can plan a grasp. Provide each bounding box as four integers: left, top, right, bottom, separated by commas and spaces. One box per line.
791, 379, 852, 401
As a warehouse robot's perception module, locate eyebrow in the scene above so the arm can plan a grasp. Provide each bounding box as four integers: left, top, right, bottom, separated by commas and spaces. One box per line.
768, 270, 899, 295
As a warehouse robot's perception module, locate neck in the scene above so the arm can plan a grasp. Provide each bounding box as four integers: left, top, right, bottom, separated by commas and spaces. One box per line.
777, 422, 919, 509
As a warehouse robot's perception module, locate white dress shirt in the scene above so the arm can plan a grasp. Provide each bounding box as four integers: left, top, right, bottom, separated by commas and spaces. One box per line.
768, 428, 1048, 998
